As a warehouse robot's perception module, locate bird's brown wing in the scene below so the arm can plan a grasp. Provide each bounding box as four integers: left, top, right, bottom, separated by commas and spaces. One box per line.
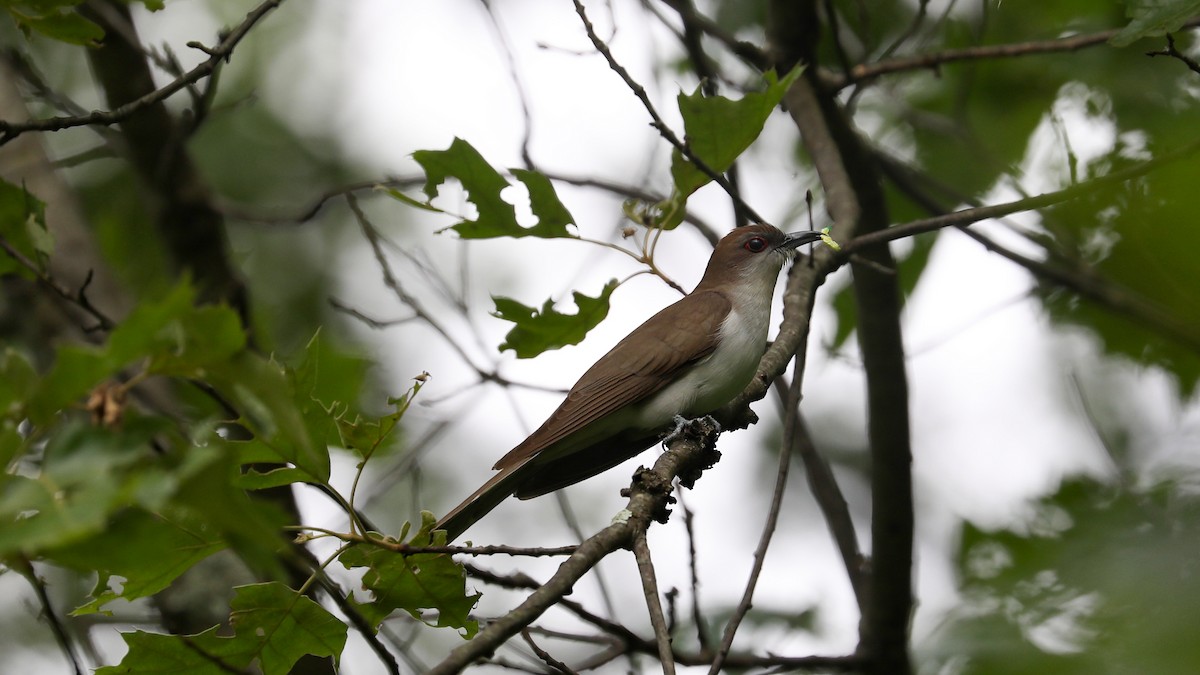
493, 289, 730, 470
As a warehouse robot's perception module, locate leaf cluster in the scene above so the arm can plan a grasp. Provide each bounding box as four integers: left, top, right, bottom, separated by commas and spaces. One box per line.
0, 180, 478, 673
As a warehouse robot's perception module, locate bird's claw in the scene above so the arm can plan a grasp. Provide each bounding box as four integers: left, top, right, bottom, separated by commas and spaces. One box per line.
661, 415, 722, 447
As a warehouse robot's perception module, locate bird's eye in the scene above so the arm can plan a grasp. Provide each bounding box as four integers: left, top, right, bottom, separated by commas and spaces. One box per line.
743, 236, 768, 253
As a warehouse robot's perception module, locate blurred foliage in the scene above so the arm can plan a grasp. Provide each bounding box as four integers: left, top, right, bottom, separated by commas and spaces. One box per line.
1042, 149, 1200, 395
926, 477, 1200, 674
1, 0, 163, 45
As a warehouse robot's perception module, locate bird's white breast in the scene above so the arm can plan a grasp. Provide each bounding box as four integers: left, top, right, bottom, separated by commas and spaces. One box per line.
636, 279, 776, 428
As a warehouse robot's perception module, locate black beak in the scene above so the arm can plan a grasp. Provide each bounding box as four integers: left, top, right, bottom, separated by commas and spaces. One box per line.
776, 230, 825, 251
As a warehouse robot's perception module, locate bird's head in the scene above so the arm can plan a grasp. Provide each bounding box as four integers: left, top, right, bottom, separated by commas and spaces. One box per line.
696, 224, 823, 290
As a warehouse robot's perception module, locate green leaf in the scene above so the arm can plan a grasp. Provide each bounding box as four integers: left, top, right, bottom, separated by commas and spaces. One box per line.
334, 385, 417, 459
338, 523, 479, 636
25, 345, 108, 426
512, 168, 576, 235
492, 279, 619, 358
148, 305, 247, 377
234, 464, 314, 490
209, 352, 329, 484
0, 423, 148, 556
97, 583, 347, 675
0, 178, 52, 278
659, 66, 804, 229
226, 582, 348, 673
1110, 0, 1200, 47
26, 283, 249, 425
47, 508, 225, 615
4, 5, 104, 46
0, 348, 37, 416
94, 626, 235, 675
410, 137, 576, 239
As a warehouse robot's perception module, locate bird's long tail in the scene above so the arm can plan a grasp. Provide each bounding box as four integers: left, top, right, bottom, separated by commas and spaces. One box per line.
434, 461, 530, 542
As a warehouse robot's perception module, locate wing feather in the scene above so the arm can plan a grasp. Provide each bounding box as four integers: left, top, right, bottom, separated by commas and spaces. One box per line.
493, 290, 730, 469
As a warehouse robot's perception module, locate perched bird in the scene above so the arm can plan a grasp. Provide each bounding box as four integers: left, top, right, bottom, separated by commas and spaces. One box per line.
436, 224, 823, 540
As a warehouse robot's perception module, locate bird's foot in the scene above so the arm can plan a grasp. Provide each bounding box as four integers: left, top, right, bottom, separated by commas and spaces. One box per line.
661, 415, 722, 447
662, 414, 690, 445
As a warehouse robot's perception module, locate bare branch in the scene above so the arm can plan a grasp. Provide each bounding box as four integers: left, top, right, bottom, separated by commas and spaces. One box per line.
845, 136, 1200, 254
519, 630, 579, 674
427, 417, 720, 674
571, 0, 767, 225
869, 147, 1200, 354
632, 531, 676, 674
708, 359, 803, 674
0, 235, 115, 331
0, 0, 287, 144
1146, 32, 1200, 76
827, 17, 1200, 89
13, 558, 86, 675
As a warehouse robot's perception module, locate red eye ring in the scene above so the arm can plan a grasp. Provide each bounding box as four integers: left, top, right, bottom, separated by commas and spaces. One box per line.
743, 236, 768, 253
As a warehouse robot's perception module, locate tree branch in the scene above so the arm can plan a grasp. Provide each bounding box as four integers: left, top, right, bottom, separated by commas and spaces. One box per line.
571, 0, 766, 225
1146, 31, 1200, 76
0, 0, 286, 145
631, 531, 677, 675
845, 136, 1200, 254
827, 17, 1200, 89
427, 417, 721, 674
708, 358, 802, 674
770, 3, 914, 673
872, 152, 1200, 355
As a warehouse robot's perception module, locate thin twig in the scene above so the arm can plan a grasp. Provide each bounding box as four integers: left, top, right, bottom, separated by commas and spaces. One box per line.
292, 527, 579, 557
571, 0, 767, 225
1146, 32, 1200, 75
345, 193, 507, 386
658, 0, 771, 70
708, 359, 803, 674
0, 235, 115, 331
676, 492, 712, 652
827, 17, 1200, 89
327, 297, 417, 328
871, 149, 1200, 354
480, 0, 538, 168
632, 530, 677, 675
845, 135, 1200, 253
15, 559, 86, 675
771, 378, 866, 607
0, 0, 288, 144
519, 629, 579, 674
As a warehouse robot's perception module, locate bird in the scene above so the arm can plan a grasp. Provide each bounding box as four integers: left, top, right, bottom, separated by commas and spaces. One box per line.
435, 223, 824, 540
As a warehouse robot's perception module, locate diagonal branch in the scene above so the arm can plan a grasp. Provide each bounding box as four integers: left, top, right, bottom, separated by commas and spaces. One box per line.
873, 152, 1200, 354
708, 358, 803, 674
427, 417, 721, 674
845, 136, 1200, 254
828, 17, 1200, 89
571, 0, 766, 225
0, 0, 286, 145
631, 531, 676, 675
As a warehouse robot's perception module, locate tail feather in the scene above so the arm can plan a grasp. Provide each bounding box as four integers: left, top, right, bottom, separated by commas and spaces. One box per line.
434, 461, 530, 542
